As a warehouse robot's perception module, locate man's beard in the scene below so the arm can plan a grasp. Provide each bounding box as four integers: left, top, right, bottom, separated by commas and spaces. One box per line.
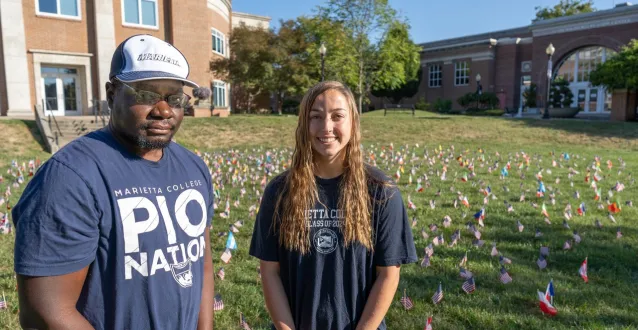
135, 134, 172, 149
122, 122, 175, 150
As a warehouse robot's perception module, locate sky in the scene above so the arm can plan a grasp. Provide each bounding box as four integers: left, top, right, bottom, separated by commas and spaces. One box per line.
233, 0, 619, 44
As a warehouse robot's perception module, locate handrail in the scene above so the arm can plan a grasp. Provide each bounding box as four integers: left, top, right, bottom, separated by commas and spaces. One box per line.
43, 99, 63, 138
93, 99, 110, 128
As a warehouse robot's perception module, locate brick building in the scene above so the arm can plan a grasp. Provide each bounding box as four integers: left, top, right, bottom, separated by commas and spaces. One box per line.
377, 2, 638, 119
0, 0, 266, 118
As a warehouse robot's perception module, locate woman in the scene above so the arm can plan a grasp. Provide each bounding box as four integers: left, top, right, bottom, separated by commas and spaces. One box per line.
249, 81, 417, 330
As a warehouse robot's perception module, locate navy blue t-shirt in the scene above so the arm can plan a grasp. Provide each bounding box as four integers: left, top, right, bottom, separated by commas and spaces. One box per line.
12, 128, 214, 330
249, 165, 417, 330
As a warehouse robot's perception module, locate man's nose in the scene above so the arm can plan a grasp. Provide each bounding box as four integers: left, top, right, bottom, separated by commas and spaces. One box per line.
150, 101, 173, 119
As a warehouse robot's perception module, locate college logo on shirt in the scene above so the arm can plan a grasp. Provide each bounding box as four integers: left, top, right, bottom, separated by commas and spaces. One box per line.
170, 259, 193, 288
314, 228, 338, 254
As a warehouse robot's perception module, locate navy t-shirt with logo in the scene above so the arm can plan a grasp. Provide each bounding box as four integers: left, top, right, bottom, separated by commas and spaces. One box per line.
249, 165, 418, 330
12, 128, 214, 330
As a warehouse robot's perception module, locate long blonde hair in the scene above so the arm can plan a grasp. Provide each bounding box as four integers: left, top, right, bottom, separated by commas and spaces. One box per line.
273, 81, 373, 254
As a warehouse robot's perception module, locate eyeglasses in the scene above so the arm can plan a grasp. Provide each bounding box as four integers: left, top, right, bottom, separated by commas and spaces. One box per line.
117, 80, 191, 109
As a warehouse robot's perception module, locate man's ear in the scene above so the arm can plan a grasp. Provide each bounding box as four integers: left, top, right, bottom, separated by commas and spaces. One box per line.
106, 81, 115, 110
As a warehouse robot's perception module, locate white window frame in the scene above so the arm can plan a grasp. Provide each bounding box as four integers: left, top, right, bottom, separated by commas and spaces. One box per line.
36, 0, 82, 20
213, 80, 227, 108
211, 28, 226, 57
121, 0, 159, 30
454, 61, 469, 86
428, 64, 442, 88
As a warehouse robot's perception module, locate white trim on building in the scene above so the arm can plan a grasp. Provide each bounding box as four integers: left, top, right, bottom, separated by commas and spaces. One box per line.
30, 50, 94, 117
211, 28, 227, 57
213, 80, 227, 108
35, 0, 82, 21
121, 0, 159, 30
208, 0, 231, 22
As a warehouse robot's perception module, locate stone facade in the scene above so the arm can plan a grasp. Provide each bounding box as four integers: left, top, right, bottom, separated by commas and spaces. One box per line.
0, 0, 263, 117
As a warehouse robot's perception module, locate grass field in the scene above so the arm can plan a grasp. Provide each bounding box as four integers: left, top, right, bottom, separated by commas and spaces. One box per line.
1, 111, 638, 329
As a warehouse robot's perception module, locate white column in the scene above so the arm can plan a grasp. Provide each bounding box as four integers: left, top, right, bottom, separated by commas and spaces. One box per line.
93, 0, 117, 113
0, 0, 33, 117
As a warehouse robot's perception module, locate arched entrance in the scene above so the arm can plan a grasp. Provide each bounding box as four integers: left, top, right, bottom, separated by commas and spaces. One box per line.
555, 46, 617, 113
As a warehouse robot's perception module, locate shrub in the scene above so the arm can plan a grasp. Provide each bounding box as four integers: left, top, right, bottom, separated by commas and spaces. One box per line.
522, 83, 538, 108
457, 92, 499, 110
433, 98, 452, 113
465, 108, 505, 116
282, 99, 300, 114
550, 77, 574, 108
415, 96, 430, 111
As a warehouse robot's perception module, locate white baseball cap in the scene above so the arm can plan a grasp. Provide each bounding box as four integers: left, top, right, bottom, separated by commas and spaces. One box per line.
109, 34, 199, 88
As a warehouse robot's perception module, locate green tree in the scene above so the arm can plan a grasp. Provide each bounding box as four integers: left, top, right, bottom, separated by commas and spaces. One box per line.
318, 0, 401, 113
296, 16, 359, 89
370, 21, 421, 106
268, 19, 317, 115
534, 0, 596, 21
210, 24, 274, 113
590, 39, 638, 91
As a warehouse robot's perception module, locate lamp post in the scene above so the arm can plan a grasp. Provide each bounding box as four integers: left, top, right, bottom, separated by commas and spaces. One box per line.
319, 43, 327, 82
543, 43, 556, 119
475, 73, 482, 110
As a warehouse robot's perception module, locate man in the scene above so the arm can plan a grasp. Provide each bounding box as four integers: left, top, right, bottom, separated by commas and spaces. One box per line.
12, 34, 215, 329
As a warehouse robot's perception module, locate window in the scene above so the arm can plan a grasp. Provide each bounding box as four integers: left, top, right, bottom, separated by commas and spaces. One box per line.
123, 0, 158, 28
428, 65, 441, 88
37, 0, 80, 18
454, 62, 469, 86
211, 29, 226, 56
213, 81, 227, 107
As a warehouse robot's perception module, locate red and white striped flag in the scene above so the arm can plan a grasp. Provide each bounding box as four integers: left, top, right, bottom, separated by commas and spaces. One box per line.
462, 277, 475, 294
432, 282, 443, 305
216, 267, 225, 280
213, 294, 224, 311
400, 289, 414, 310
499, 266, 512, 284
0, 292, 7, 309
579, 257, 588, 283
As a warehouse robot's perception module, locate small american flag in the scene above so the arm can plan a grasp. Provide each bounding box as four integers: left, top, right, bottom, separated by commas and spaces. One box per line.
516, 220, 524, 232
217, 267, 225, 280
499, 255, 511, 265
490, 243, 499, 257
220, 248, 232, 264
432, 283, 443, 305
240, 312, 252, 330
537, 255, 547, 270
499, 266, 512, 284
459, 251, 467, 267
617, 227, 623, 239
462, 277, 475, 294
424, 244, 434, 257
540, 246, 549, 257
0, 292, 7, 309
213, 294, 224, 311
421, 228, 429, 240
459, 267, 473, 280
400, 289, 414, 310
421, 255, 431, 268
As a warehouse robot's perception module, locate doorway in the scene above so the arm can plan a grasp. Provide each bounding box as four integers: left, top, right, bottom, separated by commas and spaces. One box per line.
41, 66, 81, 116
